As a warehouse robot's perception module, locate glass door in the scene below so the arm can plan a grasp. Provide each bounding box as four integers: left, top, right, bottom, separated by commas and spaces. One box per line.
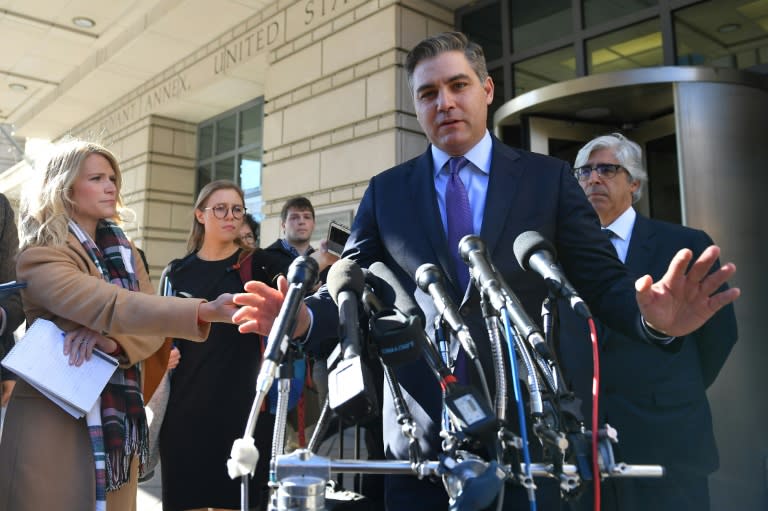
522, 114, 679, 222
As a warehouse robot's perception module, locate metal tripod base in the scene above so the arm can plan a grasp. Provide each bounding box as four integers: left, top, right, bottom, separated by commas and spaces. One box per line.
269, 449, 332, 511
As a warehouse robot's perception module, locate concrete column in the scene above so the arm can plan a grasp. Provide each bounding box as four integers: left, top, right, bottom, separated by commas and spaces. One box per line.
675, 80, 768, 511
102, 114, 197, 279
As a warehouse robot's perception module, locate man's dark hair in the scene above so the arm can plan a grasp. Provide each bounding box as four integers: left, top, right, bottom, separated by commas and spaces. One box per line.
280, 196, 315, 222
404, 32, 489, 92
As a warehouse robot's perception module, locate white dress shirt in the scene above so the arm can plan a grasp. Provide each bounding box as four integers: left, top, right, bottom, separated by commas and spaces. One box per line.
603, 206, 637, 264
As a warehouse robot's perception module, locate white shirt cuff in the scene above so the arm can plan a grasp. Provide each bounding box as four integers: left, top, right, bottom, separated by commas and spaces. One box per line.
641, 317, 675, 345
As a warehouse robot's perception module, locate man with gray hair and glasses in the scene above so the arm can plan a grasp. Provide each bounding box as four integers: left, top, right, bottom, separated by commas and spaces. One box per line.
562, 133, 738, 511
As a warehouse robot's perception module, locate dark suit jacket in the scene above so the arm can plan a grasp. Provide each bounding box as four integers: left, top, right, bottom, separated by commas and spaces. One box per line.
0, 193, 23, 381
560, 213, 737, 479
306, 136, 658, 463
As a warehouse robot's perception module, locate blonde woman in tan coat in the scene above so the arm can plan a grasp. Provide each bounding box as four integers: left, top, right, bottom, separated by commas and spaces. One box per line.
0, 140, 239, 511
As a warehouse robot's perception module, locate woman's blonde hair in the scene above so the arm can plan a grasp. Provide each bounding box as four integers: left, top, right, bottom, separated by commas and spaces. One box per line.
19, 139, 124, 250
186, 180, 246, 254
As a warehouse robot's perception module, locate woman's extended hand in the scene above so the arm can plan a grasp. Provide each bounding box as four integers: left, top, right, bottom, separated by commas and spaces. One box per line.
198, 293, 238, 324
63, 326, 118, 366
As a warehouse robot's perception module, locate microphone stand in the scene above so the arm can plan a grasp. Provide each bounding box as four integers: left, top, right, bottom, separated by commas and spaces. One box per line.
227, 257, 318, 511
499, 308, 538, 509
307, 346, 342, 454
271, 349, 296, 461
382, 360, 424, 467
480, 296, 507, 424
360, 284, 427, 468
307, 396, 332, 453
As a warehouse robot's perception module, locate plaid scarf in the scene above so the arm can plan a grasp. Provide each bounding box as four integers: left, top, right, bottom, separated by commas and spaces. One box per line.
69, 220, 149, 505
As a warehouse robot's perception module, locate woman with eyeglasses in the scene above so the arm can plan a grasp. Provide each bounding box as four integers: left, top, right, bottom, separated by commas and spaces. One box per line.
0, 140, 237, 511
159, 180, 275, 511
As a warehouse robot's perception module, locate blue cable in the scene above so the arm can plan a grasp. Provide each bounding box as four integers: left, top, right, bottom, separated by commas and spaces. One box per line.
501, 308, 536, 511
434, 322, 452, 432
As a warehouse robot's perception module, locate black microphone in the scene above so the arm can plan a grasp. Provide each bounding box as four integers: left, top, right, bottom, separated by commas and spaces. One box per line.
362, 264, 423, 367
367, 262, 496, 436
368, 262, 425, 321
262, 256, 318, 365
459, 235, 553, 361
326, 259, 378, 422
367, 262, 449, 380
513, 231, 592, 319
458, 236, 508, 313
415, 263, 480, 363
360, 269, 388, 316
327, 259, 365, 359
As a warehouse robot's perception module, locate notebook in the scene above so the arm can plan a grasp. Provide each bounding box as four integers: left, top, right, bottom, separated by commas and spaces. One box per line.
1, 318, 119, 418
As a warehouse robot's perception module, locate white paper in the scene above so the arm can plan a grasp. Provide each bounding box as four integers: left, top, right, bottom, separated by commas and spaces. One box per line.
1, 318, 118, 418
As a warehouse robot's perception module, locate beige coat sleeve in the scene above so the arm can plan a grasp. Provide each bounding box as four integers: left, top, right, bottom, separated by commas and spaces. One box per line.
17, 240, 211, 365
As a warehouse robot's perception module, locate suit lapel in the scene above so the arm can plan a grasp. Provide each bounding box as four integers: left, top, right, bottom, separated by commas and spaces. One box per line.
625, 214, 655, 275
407, 150, 458, 292
480, 138, 524, 258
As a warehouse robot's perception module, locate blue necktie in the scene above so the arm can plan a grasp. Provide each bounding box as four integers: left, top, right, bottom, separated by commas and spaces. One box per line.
446, 156, 472, 292
445, 156, 472, 384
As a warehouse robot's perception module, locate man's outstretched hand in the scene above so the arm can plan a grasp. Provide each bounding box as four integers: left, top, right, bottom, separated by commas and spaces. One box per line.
232, 275, 311, 338
636, 245, 740, 337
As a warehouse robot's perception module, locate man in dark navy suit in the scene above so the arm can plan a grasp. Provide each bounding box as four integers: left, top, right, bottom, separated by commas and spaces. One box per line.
562, 133, 737, 511
233, 33, 740, 510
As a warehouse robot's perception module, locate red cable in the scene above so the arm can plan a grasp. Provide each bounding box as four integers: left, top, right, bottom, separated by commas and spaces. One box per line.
588, 318, 601, 511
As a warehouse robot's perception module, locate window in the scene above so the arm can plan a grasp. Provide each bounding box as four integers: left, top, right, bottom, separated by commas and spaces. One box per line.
587, 18, 663, 74
514, 46, 577, 95
675, 0, 768, 71
461, 2, 504, 61
583, 0, 658, 28
196, 98, 264, 220
509, 0, 572, 52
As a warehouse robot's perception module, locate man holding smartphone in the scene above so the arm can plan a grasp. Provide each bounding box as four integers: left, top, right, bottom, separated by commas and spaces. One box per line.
263, 196, 338, 287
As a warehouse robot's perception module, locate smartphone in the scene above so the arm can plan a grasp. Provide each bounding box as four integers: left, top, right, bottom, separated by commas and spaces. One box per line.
326, 221, 350, 257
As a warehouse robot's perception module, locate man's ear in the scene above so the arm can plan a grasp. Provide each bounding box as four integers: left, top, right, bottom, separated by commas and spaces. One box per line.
484, 76, 494, 105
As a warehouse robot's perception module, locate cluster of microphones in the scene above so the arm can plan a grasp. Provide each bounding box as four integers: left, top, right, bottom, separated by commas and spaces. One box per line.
321, 230, 590, 422
237, 230, 640, 511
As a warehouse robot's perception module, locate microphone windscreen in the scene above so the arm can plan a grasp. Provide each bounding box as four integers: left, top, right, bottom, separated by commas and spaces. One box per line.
286, 255, 319, 287
368, 262, 425, 324
326, 258, 365, 304
415, 263, 444, 293
513, 230, 556, 271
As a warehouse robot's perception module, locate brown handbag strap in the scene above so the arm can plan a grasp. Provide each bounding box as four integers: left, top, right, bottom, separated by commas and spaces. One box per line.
236, 249, 254, 285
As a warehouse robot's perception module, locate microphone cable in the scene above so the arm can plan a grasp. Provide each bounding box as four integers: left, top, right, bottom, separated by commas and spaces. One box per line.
588, 317, 601, 511
500, 307, 536, 511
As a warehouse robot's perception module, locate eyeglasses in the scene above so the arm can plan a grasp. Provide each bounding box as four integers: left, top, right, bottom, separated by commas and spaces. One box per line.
240, 233, 255, 242
573, 163, 624, 181
203, 204, 247, 219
